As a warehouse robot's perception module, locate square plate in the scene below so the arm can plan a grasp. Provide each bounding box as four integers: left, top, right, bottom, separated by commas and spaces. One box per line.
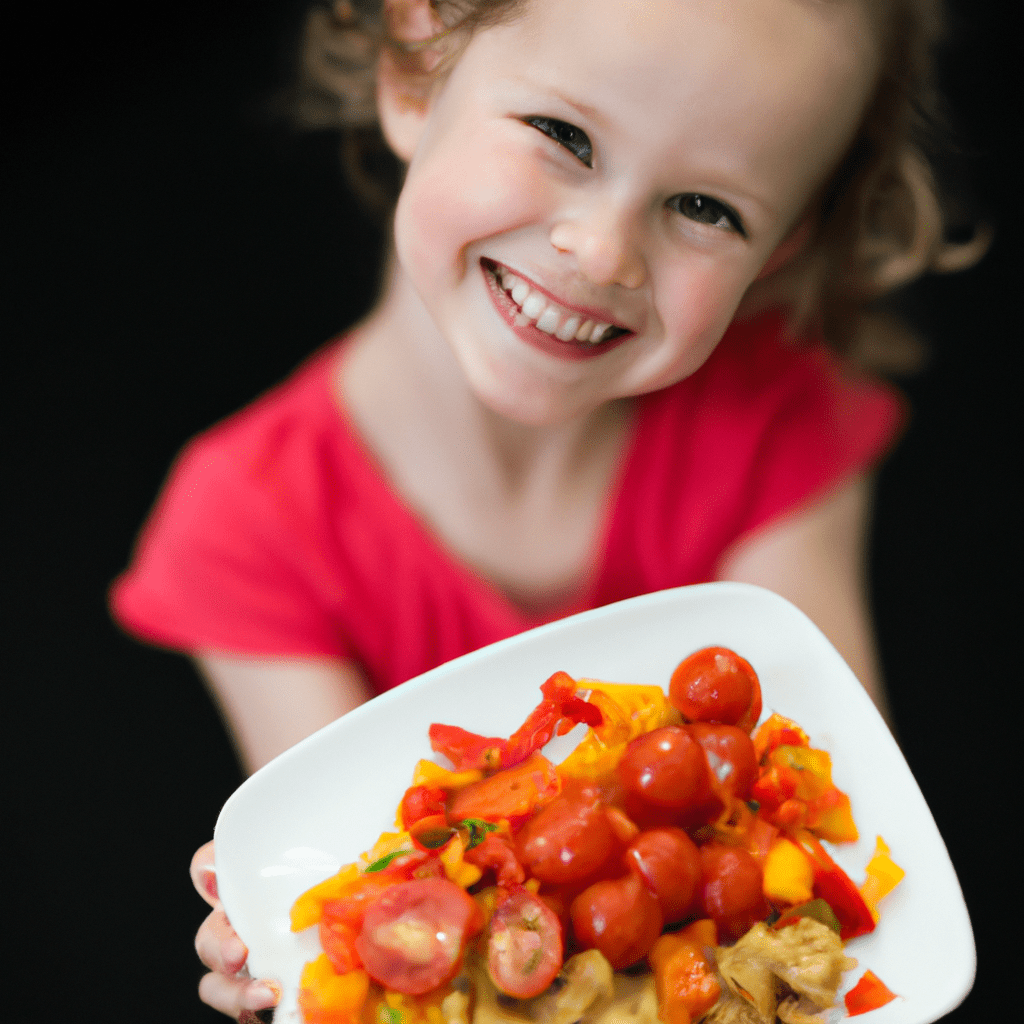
214, 583, 974, 1024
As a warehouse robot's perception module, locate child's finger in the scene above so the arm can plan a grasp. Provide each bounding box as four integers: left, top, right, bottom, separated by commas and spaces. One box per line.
197, 970, 280, 1018
195, 908, 248, 975
190, 839, 219, 906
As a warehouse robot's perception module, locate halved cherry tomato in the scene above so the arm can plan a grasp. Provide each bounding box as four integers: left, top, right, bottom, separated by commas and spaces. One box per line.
486, 886, 564, 998
516, 783, 616, 885
617, 726, 712, 811
689, 723, 758, 800
355, 878, 483, 996
698, 841, 769, 940
570, 871, 664, 969
670, 647, 762, 734
624, 827, 701, 924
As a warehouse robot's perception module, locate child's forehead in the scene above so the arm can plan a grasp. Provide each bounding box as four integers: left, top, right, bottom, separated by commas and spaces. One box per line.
479, 0, 879, 97
457, 0, 879, 182
438, 0, 880, 224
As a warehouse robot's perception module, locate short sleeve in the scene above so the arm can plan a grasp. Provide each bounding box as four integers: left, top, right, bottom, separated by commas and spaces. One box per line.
110, 430, 354, 660
109, 349, 363, 660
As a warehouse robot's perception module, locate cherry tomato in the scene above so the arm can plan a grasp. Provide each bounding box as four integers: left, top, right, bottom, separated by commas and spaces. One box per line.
624, 828, 701, 924
688, 723, 758, 800
570, 872, 664, 969
355, 878, 483, 995
669, 647, 762, 733
617, 726, 712, 811
698, 841, 769, 941
516, 783, 616, 885
486, 886, 564, 998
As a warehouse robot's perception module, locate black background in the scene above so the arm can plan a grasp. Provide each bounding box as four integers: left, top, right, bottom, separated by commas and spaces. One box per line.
4, 1, 1019, 1020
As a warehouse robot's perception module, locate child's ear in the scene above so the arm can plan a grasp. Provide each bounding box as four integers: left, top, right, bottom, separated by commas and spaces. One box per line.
376, 0, 448, 162
756, 217, 814, 280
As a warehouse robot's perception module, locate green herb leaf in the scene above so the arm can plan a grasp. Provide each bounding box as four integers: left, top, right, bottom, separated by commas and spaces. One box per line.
458, 818, 499, 849
365, 849, 410, 873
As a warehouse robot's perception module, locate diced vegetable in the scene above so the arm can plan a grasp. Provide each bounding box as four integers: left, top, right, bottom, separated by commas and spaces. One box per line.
845, 968, 898, 1015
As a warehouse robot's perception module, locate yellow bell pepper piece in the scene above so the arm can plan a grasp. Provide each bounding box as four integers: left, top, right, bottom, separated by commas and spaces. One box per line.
410, 759, 484, 790
298, 955, 369, 1024
290, 863, 361, 932
859, 836, 905, 922
763, 836, 815, 905
438, 831, 483, 889
558, 680, 676, 779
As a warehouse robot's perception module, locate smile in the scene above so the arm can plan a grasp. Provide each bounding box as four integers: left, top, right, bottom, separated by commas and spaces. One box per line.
482, 259, 631, 347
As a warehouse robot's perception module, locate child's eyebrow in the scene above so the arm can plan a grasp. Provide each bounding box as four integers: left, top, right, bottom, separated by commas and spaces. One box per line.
509, 76, 602, 125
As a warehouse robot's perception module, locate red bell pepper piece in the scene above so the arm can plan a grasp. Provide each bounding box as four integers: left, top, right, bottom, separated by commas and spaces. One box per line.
791, 830, 876, 940
845, 969, 898, 1015
429, 672, 603, 771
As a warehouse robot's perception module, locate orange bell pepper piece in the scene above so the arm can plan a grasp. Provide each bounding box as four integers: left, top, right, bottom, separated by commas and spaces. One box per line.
649, 920, 721, 1024
445, 751, 560, 826
844, 969, 898, 1015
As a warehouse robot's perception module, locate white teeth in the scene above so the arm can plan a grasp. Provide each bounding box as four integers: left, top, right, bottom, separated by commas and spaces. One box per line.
576, 319, 595, 341
556, 316, 581, 341
492, 264, 623, 345
521, 292, 546, 320
535, 307, 561, 334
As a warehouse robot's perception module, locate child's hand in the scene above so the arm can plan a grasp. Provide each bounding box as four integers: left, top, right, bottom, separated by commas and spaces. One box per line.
190, 841, 281, 1018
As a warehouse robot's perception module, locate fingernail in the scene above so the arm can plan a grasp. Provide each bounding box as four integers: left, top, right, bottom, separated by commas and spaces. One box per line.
196, 864, 218, 902
243, 981, 281, 1009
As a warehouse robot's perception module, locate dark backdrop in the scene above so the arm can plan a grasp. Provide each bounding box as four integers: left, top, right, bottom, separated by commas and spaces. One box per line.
4, 1, 1018, 1020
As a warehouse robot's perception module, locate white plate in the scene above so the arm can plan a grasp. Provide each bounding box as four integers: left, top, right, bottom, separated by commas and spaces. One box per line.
214, 583, 974, 1024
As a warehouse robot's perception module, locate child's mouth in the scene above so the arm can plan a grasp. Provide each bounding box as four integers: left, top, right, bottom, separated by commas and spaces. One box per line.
482, 259, 629, 345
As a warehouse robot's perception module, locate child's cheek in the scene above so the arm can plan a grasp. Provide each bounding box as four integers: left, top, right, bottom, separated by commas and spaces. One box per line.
398, 129, 553, 286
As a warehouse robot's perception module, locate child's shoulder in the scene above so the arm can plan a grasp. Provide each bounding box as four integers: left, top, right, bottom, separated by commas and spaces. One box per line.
189, 338, 347, 454
152, 335, 372, 529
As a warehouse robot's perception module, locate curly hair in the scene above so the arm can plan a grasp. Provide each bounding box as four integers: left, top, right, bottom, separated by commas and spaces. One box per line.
283, 0, 989, 367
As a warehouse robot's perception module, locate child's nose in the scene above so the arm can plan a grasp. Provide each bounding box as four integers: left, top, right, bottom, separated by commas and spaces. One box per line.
549, 202, 647, 290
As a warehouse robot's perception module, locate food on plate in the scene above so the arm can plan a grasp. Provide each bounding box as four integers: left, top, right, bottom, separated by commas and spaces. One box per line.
290, 648, 902, 1023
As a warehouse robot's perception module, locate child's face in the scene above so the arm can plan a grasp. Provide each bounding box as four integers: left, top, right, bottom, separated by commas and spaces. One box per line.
391, 0, 879, 424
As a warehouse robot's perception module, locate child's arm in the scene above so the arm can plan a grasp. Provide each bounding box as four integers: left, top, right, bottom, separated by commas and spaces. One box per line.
196, 655, 373, 774
716, 473, 892, 724
190, 657, 372, 1017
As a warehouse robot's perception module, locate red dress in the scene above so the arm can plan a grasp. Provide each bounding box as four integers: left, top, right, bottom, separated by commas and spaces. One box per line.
109, 312, 903, 696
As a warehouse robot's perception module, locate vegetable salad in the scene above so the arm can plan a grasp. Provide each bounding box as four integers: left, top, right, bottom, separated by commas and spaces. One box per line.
290, 648, 903, 1023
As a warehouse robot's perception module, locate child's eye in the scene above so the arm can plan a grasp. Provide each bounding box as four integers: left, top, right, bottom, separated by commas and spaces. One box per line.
670, 194, 746, 236
523, 116, 593, 168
